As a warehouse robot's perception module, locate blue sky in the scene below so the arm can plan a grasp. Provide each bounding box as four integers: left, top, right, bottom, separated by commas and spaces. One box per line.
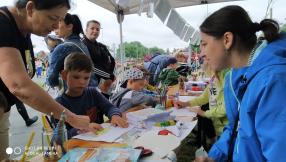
1, 0, 285, 52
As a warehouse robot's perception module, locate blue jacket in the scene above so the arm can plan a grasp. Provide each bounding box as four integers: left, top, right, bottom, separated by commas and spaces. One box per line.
143, 54, 172, 86
47, 34, 98, 87
209, 34, 286, 162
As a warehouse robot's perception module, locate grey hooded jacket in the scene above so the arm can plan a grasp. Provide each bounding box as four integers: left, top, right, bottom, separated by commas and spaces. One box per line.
110, 88, 157, 112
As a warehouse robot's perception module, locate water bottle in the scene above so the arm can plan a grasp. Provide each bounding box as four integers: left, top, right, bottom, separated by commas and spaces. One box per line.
173, 92, 179, 108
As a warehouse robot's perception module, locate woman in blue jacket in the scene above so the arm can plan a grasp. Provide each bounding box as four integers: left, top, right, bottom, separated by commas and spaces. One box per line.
196, 5, 286, 162
47, 13, 98, 88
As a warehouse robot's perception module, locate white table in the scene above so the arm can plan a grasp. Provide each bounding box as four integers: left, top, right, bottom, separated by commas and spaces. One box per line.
50, 107, 198, 162
122, 107, 198, 162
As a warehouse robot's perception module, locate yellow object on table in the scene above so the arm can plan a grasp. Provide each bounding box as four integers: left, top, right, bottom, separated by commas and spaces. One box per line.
154, 120, 176, 127
165, 84, 193, 108
78, 148, 97, 162
167, 84, 189, 96
21, 131, 35, 162
41, 115, 55, 160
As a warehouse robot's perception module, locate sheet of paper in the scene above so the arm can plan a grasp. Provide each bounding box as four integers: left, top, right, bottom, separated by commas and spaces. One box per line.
170, 108, 197, 117
151, 120, 197, 140
133, 130, 181, 159
127, 108, 170, 122
178, 120, 197, 140
165, 125, 180, 137
73, 123, 134, 142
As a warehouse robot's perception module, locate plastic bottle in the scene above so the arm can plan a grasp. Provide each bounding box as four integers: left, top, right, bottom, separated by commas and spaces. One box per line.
173, 92, 179, 108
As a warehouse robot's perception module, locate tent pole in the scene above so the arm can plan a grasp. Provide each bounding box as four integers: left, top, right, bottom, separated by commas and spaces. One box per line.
117, 9, 124, 67
119, 20, 124, 66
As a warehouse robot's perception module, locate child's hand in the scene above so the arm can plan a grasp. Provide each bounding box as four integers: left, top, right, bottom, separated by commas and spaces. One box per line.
88, 123, 103, 133
111, 115, 129, 128
175, 101, 189, 108
77, 128, 89, 134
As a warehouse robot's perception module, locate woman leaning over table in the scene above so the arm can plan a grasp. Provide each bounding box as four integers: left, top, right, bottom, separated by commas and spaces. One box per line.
0, 0, 99, 160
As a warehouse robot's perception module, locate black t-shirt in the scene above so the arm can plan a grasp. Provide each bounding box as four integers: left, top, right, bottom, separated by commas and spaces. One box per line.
0, 7, 35, 111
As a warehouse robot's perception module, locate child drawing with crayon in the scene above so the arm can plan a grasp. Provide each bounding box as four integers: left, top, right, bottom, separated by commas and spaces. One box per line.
55, 52, 128, 138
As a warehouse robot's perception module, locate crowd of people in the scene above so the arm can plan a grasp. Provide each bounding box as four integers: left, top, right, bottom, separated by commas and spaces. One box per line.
0, 0, 286, 162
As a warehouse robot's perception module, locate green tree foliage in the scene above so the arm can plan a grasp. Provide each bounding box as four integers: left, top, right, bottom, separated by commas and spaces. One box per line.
281, 23, 286, 32
116, 41, 165, 59
149, 47, 165, 54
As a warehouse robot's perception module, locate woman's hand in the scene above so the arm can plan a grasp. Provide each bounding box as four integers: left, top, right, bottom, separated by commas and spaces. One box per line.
190, 107, 205, 117
175, 100, 189, 108
66, 112, 90, 130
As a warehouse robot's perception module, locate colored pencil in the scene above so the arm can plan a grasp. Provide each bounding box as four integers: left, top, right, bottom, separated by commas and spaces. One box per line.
21, 131, 35, 162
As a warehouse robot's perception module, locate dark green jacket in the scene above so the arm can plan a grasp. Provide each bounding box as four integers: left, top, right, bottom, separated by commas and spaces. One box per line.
158, 68, 179, 86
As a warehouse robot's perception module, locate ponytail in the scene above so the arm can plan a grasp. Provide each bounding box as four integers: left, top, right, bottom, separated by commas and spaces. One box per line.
64, 13, 84, 36
200, 5, 281, 53
259, 19, 280, 42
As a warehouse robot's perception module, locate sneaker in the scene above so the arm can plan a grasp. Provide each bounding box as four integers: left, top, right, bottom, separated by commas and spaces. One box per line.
25, 116, 38, 127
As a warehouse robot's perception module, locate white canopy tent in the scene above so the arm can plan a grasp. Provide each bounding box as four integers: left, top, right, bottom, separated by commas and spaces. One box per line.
87, 0, 241, 64
88, 0, 240, 15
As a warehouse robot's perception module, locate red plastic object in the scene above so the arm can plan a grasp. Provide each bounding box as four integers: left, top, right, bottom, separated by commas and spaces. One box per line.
134, 146, 153, 158
192, 86, 201, 91
158, 129, 173, 136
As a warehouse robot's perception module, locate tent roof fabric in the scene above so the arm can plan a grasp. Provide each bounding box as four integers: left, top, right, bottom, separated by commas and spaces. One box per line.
88, 0, 240, 15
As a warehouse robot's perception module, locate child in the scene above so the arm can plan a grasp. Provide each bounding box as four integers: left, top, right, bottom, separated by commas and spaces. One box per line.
56, 52, 128, 138
135, 66, 158, 96
177, 62, 229, 138
158, 57, 180, 86
44, 34, 63, 52
44, 35, 63, 88
110, 68, 158, 113
175, 51, 187, 63
35, 58, 43, 78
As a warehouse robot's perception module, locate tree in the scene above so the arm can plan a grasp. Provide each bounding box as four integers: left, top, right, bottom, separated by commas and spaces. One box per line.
149, 47, 165, 54
191, 44, 200, 53
116, 41, 165, 59
281, 23, 286, 32
124, 41, 148, 59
